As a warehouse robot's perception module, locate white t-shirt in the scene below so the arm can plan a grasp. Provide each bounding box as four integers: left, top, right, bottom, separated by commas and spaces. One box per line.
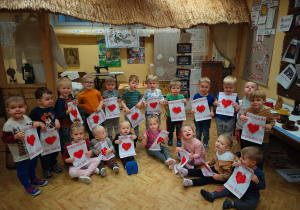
216, 150, 234, 161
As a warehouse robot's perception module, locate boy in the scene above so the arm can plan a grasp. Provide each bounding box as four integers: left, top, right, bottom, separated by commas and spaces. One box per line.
102, 76, 121, 140
30, 87, 62, 178
142, 75, 164, 130
200, 146, 266, 210
213, 75, 239, 136
190, 77, 214, 149
239, 89, 274, 169
121, 75, 143, 141
2, 96, 48, 196
78, 74, 104, 140
164, 80, 186, 146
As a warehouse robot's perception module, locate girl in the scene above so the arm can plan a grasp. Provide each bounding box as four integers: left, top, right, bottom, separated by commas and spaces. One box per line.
142, 115, 176, 169
178, 134, 238, 187
113, 121, 138, 175
62, 118, 101, 184
175, 124, 206, 169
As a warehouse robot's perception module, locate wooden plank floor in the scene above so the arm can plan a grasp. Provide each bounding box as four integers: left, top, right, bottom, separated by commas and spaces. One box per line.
0, 107, 300, 209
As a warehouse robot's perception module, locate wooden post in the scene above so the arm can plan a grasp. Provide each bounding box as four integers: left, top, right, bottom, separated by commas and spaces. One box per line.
206, 26, 214, 61
0, 42, 7, 85
38, 12, 57, 99
232, 23, 244, 79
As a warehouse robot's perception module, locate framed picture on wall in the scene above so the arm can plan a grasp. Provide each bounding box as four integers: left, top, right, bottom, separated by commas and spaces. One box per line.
180, 80, 189, 90
282, 39, 299, 64
177, 56, 191, 66
176, 69, 190, 79
177, 43, 192, 53
180, 90, 190, 98
158, 81, 171, 95
64, 48, 80, 67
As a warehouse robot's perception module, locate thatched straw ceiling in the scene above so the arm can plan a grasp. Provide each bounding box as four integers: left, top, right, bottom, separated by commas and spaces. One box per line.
0, 0, 250, 28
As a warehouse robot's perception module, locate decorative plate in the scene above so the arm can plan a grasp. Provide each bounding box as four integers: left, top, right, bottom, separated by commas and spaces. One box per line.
168, 56, 175, 63
156, 66, 166, 77
156, 54, 163, 61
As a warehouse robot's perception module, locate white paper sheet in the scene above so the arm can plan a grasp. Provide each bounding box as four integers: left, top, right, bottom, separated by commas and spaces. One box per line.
24, 125, 43, 159
67, 140, 90, 169
241, 113, 266, 145
40, 128, 61, 156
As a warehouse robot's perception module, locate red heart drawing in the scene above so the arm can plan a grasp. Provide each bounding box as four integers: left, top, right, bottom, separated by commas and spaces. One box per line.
71, 109, 78, 117
107, 104, 116, 112
157, 137, 164, 144
93, 115, 100, 124
247, 123, 260, 134
101, 147, 107, 156
221, 99, 232, 108
150, 102, 158, 109
181, 156, 187, 165
27, 134, 36, 146
235, 171, 246, 184
196, 105, 206, 113
45, 136, 57, 145
131, 112, 139, 120
172, 107, 181, 114
74, 149, 84, 159
203, 162, 211, 171
122, 142, 131, 151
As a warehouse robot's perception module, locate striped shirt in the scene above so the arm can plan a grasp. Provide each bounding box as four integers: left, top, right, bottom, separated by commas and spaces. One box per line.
121, 90, 142, 109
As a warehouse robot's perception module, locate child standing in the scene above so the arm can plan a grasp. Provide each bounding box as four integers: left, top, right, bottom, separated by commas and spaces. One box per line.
113, 121, 138, 175
164, 80, 186, 146
178, 134, 238, 187
29, 87, 62, 178
62, 119, 101, 184
89, 125, 120, 176
142, 75, 164, 130
2, 96, 47, 196
191, 77, 214, 149
142, 115, 176, 169
102, 76, 121, 140
201, 146, 266, 210
121, 75, 143, 141
213, 76, 239, 136
78, 74, 104, 140
175, 124, 206, 169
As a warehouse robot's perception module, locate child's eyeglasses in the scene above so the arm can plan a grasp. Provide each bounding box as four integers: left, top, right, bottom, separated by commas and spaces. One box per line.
84, 82, 94, 85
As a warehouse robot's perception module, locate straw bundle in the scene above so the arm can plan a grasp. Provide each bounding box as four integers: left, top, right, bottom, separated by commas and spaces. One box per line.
0, 0, 250, 28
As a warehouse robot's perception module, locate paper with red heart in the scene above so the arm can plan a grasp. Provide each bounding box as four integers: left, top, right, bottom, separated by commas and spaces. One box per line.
67, 102, 83, 123
93, 139, 115, 161
236, 103, 251, 129
168, 100, 186, 122
149, 130, 169, 151
104, 97, 121, 119
87, 110, 106, 131
191, 98, 211, 122
118, 135, 136, 158
40, 128, 61, 156
147, 97, 161, 114
174, 148, 190, 174
67, 140, 90, 168
224, 164, 253, 199
24, 125, 43, 159
126, 107, 144, 128
241, 113, 266, 145
200, 157, 214, 177
216, 92, 237, 116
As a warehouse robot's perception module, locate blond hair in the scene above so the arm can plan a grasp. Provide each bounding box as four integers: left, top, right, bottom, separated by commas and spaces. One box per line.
82, 74, 94, 82
118, 120, 131, 130
223, 75, 237, 85
129, 75, 139, 83
198, 77, 211, 85
5, 95, 25, 108
146, 75, 158, 83
180, 124, 195, 140
105, 76, 116, 83
70, 118, 85, 133
147, 115, 160, 125
92, 125, 105, 136
219, 133, 234, 148
241, 146, 263, 163
244, 81, 258, 89
249, 89, 266, 101
169, 79, 181, 89
57, 77, 72, 88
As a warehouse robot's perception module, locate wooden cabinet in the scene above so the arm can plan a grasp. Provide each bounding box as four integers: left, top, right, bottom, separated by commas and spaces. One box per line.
202, 61, 223, 98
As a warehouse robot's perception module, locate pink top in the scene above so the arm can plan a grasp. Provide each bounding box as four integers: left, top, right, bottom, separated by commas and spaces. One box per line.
182, 138, 206, 159
145, 129, 162, 149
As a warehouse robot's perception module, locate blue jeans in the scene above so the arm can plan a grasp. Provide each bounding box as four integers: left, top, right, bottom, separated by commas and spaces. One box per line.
145, 112, 161, 130
15, 157, 38, 188
59, 128, 71, 155
194, 119, 211, 144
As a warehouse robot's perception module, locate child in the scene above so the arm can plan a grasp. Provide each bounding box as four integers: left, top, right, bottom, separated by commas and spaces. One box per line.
178, 134, 238, 187
200, 146, 266, 210
113, 121, 138, 175
142, 75, 164, 130
239, 89, 274, 169
2, 96, 47, 196
121, 75, 143, 141
142, 115, 176, 169
62, 119, 101, 184
164, 80, 186, 146
102, 76, 121, 140
191, 77, 214, 149
29, 87, 62, 178
89, 125, 120, 176
213, 75, 239, 136
78, 74, 104, 140
175, 124, 206, 169
55, 77, 78, 155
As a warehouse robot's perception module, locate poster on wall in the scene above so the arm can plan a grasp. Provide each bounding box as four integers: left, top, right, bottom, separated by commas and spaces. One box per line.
105, 29, 139, 48
97, 37, 121, 67
127, 37, 145, 64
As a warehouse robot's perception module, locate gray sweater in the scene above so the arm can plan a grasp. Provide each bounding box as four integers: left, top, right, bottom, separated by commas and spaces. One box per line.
89, 137, 115, 155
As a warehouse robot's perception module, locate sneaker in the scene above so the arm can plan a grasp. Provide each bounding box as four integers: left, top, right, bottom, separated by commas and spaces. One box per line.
94, 168, 100, 175
100, 168, 107, 177
113, 165, 120, 174
182, 178, 193, 187
168, 139, 173, 146
165, 158, 176, 166
200, 189, 215, 203
177, 139, 182, 147
203, 144, 208, 150
51, 165, 63, 173
223, 198, 234, 209
125, 161, 133, 175
78, 176, 91, 184
131, 160, 138, 174
177, 166, 188, 178
169, 165, 174, 170
25, 186, 41, 196
31, 179, 48, 187
43, 169, 52, 178
185, 163, 194, 169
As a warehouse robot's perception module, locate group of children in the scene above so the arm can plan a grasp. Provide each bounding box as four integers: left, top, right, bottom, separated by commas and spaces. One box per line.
2, 72, 274, 209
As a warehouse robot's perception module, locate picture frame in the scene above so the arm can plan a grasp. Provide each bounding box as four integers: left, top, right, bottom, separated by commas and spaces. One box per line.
64, 48, 80, 67
158, 81, 171, 95
176, 69, 190, 79
177, 55, 192, 66
177, 43, 192, 53
180, 80, 189, 90
180, 90, 190, 98
281, 39, 299, 64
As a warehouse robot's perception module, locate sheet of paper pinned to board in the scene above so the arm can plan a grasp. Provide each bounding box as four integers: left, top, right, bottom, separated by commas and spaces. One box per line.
190, 68, 202, 85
